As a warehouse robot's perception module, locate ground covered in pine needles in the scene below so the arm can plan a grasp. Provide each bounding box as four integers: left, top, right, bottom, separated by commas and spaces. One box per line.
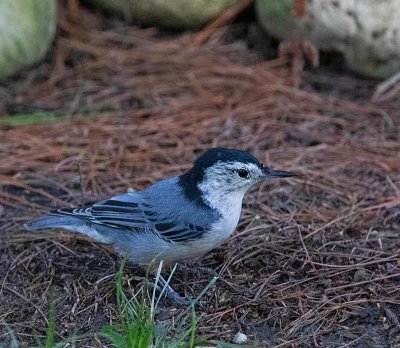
1, 4, 400, 347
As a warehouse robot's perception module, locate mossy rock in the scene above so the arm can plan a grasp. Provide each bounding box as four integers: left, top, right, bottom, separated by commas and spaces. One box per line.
0, 0, 57, 77
86, 0, 238, 29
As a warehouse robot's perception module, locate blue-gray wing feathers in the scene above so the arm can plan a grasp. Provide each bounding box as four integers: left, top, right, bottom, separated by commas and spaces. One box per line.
49, 194, 206, 243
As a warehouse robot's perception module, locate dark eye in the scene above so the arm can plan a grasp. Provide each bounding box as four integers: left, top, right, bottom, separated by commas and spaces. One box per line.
237, 169, 249, 178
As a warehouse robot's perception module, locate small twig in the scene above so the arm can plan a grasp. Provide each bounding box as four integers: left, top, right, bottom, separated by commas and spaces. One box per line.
75, 159, 86, 207
297, 225, 316, 271
193, 0, 254, 45
381, 303, 400, 329
371, 71, 400, 102
325, 272, 400, 293
339, 333, 368, 348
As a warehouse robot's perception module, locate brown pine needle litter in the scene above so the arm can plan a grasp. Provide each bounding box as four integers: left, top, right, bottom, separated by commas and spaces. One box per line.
1, 4, 400, 347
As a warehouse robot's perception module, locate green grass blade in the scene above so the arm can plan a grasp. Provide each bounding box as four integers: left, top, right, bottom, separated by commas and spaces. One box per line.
102, 325, 126, 347
0, 112, 57, 126
45, 303, 56, 348
189, 308, 199, 348
191, 276, 218, 307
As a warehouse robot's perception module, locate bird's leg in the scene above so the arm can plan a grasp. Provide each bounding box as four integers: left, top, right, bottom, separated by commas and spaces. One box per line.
178, 262, 218, 278
157, 275, 190, 306
145, 275, 208, 307
142, 261, 212, 307
143, 275, 190, 306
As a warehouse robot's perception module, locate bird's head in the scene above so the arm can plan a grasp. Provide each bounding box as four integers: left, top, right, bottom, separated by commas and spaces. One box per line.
179, 148, 296, 206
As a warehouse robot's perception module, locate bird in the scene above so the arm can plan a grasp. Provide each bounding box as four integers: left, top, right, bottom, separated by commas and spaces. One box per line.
25, 148, 296, 304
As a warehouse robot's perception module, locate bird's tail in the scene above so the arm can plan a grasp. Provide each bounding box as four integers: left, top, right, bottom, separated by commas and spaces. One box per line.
24, 213, 80, 231
24, 209, 112, 244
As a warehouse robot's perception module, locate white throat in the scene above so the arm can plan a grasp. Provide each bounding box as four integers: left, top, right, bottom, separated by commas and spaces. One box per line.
198, 182, 246, 218
195, 160, 262, 241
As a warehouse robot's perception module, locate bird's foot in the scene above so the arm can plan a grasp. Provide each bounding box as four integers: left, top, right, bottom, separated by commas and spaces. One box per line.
144, 276, 205, 307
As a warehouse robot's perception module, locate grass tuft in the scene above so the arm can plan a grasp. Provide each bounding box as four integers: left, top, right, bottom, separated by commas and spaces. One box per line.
102, 259, 221, 348
102, 258, 154, 348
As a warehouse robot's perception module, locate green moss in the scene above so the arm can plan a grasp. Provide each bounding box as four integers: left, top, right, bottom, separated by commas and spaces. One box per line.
255, 0, 295, 38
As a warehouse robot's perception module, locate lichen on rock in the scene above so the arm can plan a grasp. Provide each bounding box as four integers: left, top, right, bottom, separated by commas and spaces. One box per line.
256, 0, 400, 78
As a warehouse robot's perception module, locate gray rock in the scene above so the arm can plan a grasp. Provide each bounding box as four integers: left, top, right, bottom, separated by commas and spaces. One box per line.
233, 331, 248, 344
256, 0, 400, 78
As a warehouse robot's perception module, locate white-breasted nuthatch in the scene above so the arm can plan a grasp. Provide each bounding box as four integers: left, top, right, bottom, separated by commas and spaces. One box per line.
25, 148, 296, 303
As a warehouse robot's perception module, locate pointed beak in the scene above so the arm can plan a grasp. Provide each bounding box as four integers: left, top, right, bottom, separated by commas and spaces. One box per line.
261, 166, 297, 178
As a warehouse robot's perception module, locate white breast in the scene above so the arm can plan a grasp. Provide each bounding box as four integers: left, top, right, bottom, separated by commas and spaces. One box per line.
199, 187, 245, 248
211, 192, 243, 242
158, 197, 243, 264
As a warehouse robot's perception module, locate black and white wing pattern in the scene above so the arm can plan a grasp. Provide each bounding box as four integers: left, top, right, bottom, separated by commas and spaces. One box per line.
52, 194, 207, 243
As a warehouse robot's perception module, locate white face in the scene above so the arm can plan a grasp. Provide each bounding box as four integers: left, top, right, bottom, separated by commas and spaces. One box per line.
199, 161, 265, 196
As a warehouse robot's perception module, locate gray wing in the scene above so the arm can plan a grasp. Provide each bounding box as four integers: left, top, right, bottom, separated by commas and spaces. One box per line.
53, 193, 206, 243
